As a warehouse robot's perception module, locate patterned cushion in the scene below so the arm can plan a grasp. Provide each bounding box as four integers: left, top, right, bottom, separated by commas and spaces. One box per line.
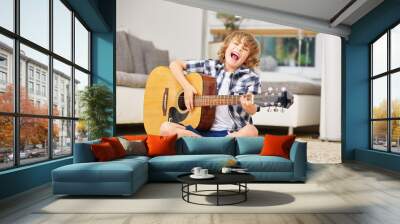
118, 137, 147, 156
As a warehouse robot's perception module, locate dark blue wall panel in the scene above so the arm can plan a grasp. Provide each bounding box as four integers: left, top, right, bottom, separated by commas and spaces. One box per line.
0, 158, 72, 199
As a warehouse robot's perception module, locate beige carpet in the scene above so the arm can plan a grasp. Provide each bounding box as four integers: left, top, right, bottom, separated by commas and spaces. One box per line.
38, 183, 361, 214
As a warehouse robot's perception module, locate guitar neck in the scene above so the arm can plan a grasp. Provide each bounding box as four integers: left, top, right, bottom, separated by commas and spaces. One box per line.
194, 95, 242, 107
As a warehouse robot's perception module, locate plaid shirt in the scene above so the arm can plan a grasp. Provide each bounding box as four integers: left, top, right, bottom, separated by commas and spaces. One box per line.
185, 59, 261, 131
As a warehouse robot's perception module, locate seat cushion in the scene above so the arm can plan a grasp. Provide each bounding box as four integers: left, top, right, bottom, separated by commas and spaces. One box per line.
236, 155, 293, 172
116, 71, 148, 88
149, 154, 235, 172
53, 158, 147, 183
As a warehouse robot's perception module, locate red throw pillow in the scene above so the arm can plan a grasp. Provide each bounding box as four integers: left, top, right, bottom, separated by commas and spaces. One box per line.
101, 137, 127, 158
124, 135, 147, 141
260, 134, 296, 159
146, 134, 177, 157
91, 142, 117, 161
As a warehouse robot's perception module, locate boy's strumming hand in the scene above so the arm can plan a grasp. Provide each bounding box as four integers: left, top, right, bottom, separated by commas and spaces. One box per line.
240, 94, 257, 115
183, 85, 198, 112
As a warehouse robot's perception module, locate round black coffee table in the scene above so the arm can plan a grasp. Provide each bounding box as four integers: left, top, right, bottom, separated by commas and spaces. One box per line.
177, 173, 255, 206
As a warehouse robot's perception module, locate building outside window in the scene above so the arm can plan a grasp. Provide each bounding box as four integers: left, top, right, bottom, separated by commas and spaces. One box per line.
41, 85, 46, 97
35, 70, 40, 81
28, 81, 34, 94
28, 66, 34, 80
0, 54, 7, 91
35, 83, 40, 95
41, 73, 46, 83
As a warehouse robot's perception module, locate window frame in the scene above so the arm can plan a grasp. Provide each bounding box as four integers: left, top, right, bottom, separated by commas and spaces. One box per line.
370, 20, 400, 154
0, 0, 92, 171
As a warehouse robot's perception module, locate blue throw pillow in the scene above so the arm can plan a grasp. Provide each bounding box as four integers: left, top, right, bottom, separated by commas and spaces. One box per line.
235, 137, 264, 155
177, 137, 235, 155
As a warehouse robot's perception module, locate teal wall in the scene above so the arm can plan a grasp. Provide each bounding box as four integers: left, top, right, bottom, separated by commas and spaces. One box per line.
0, 0, 116, 200
91, 0, 116, 136
343, 0, 400, 171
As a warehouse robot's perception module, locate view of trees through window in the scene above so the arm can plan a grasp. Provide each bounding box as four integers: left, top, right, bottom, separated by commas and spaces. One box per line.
371, 23, 400, 153
0, 0, 90, 170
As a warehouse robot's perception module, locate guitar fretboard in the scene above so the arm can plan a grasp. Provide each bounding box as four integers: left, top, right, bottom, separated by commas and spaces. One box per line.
193, 95, 243, 106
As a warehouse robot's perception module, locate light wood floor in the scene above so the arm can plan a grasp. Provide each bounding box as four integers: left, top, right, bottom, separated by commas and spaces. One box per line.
1, 162, 400, 224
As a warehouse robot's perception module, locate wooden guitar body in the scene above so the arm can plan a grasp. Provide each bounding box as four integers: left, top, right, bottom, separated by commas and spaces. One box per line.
143, 66, 216, 135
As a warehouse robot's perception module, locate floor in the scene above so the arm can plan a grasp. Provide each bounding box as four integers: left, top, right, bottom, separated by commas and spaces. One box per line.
1, 158, 400, 224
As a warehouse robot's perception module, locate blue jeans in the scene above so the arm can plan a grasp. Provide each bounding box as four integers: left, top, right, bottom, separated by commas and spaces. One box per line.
185, 125, 229, 137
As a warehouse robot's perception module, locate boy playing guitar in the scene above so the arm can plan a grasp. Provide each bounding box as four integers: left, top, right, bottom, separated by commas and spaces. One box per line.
160, 31, 261, 138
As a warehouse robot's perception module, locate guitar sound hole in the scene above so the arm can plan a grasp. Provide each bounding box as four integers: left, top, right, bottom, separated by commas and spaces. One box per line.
178, 92, 187, 111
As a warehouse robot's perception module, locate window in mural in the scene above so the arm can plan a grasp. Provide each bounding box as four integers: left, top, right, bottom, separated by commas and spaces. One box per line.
256, 36, 315, 67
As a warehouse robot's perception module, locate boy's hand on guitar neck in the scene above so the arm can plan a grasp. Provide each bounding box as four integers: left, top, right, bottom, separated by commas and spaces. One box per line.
240, 94, 257, 115
183, 84, 197, 112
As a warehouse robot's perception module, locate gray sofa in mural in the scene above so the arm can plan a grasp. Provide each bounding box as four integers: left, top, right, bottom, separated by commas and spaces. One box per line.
116, 31, 169, 124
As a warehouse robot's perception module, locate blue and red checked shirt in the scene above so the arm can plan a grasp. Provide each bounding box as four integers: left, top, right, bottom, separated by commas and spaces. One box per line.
185, 59, 261, 131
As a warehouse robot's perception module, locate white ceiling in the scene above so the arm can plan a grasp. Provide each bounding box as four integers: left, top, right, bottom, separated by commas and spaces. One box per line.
165, 0, 384, 38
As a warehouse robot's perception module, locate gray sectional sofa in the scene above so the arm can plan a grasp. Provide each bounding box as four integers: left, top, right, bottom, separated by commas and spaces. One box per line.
52, 137, 307, 196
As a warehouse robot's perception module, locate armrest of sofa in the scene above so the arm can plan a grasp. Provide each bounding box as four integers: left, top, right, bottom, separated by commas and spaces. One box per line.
289, 141, 307, 181
73, 140, 100, 163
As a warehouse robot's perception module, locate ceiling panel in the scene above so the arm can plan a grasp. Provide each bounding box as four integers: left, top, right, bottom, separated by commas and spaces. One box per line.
225, 0, 352, 21
166, 0, 384, 37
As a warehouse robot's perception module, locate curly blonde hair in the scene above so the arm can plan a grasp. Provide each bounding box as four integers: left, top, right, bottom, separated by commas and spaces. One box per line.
217, 31, 260, 69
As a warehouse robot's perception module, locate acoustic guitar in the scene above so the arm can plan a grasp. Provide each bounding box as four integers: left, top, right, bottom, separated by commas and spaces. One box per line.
143, 66, 293, 135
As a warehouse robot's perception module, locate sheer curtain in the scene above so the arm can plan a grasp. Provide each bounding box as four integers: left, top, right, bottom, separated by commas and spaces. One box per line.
319, 34, 342, 141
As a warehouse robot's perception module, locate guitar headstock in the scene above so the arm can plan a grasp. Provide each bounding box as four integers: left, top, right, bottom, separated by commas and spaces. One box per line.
253, 87, 293, 109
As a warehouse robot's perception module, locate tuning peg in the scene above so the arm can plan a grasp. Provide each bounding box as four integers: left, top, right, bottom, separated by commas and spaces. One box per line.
274, 107, 278, 112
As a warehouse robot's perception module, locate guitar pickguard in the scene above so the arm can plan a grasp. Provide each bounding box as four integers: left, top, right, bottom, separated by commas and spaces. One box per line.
168, 107, 188, 123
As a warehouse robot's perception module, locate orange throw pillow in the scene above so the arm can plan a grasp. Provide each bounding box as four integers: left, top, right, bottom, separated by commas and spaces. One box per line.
146, 134, 177, 157
101, 137, 127, 158
124, 135, 147, 141
91, 142, 117, 161
260, 134, 296, 159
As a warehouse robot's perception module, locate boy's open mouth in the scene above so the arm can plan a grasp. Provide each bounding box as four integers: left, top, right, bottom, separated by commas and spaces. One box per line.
231, 52, 240, 61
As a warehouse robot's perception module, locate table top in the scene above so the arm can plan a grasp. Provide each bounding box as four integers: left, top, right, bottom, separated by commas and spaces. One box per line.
177, 172, 255, 185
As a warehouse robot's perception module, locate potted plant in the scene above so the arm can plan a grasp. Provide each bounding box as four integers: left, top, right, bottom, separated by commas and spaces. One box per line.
79, 84, 113, 140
